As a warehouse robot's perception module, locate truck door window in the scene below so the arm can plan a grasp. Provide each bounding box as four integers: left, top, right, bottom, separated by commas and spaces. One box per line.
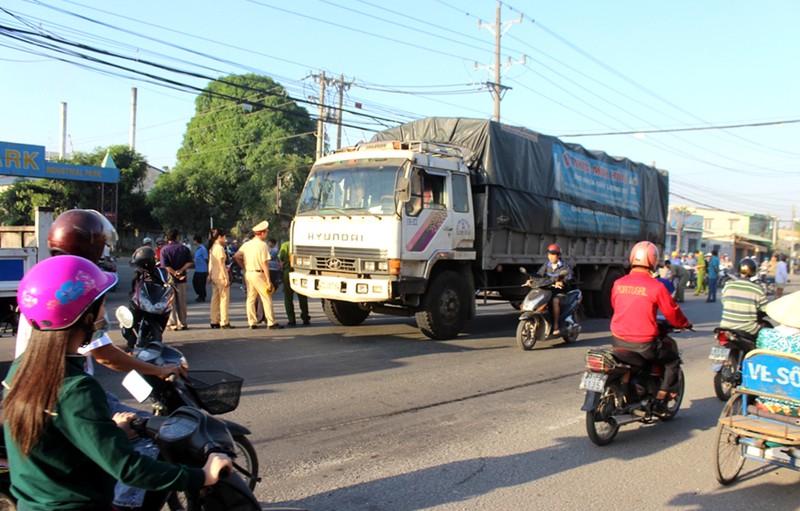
452, 174, 469, 213
406, 171, 446, 216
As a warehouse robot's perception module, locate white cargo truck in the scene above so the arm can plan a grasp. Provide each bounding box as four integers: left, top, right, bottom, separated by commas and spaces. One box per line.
289, 118, 668, 339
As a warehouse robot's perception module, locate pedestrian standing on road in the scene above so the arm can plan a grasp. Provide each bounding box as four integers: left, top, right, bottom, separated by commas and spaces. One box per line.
279, 240, 310, 326
234, 221, 283, 330
694, 250, 708, 295
192, 234, 209, 303
707, 250, 720, 303
775, 254, 790, 299
161, 229, 193, 330
208, 228, 235, 329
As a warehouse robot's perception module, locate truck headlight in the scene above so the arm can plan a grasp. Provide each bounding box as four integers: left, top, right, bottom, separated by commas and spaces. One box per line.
363, 261, 376, 272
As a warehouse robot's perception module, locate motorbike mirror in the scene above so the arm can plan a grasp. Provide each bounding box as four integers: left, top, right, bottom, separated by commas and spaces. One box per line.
115, 306, 135, 329
519, 267, 529, 274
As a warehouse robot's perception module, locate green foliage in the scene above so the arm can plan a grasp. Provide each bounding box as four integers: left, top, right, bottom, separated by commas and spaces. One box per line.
149, 73, 315, 241
0, 145, 151, 228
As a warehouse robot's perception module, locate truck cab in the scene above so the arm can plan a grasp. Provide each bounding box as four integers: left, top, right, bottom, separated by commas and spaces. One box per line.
289, 141, 476, 339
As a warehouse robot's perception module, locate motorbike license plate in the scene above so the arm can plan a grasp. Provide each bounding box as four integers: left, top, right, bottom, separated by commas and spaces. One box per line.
709, 346, 731, 362
579, 372, 608, 392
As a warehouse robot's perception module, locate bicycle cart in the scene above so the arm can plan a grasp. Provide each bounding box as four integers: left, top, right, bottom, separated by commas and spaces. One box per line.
713, 349, 800, 484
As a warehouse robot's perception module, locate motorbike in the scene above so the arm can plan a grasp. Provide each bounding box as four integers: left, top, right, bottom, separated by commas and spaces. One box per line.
98, 255, 118, 292
717, 267, 735, 290
117, 306, 260, 492
709, 327, 757, 401
130, 407, 259, 510
515, 269, 583, 350
124, 261, 174, 351
580, 320, 689, 446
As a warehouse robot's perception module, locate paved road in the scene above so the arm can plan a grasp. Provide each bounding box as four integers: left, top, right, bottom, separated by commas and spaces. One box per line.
2, 268, 800, 510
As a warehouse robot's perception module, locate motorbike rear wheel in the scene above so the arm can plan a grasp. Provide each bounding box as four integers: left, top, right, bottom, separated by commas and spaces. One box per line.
713, 393, 746, 485
713, 354, 738, 401
585, 382, 621, 446
660, 368, 685, 422
516, 317, 545, 350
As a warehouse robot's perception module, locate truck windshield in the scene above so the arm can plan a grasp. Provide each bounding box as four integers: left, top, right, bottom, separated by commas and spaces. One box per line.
296, 159, 405, 215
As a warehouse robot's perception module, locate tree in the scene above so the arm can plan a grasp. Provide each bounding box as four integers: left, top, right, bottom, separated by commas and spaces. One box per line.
149, 73, 315, 240
0, 145, 152, 228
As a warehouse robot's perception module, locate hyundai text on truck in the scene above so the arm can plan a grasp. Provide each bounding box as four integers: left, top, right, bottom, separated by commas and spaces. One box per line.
288, 118, 668, 340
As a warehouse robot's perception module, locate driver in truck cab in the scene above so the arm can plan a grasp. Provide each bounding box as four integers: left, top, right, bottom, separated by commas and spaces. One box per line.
610, 241, 692, 414
535, 244, 573, 336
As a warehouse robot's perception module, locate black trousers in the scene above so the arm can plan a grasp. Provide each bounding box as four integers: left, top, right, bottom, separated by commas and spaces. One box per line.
193, 272, 208, 300
612, 336, 680, 392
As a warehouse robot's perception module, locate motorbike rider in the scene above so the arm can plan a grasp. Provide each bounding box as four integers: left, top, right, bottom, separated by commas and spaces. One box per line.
3, 255, 231, 510
15, 209, 181, 382
719, 257, 768, 336
535, 243, 573, 336
610, 241, 692, 413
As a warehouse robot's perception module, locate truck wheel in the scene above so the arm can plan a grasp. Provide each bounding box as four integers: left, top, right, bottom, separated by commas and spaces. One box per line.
415, 271, 468, 340
321, 299, 370, 326
598, 269, 623, 318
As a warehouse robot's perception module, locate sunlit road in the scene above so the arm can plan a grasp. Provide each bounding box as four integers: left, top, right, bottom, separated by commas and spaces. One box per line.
3, 270, 799, 510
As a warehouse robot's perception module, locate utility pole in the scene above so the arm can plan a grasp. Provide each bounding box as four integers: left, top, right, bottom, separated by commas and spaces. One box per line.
309, 71, 328, 160
334, 74, 353, 150
476, 1, 525, 121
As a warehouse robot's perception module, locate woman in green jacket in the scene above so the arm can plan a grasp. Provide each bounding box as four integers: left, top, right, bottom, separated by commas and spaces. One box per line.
2, 255, 231, 510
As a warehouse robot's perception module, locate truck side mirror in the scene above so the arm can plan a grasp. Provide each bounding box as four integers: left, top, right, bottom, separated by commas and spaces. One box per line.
395, 177, 410, 202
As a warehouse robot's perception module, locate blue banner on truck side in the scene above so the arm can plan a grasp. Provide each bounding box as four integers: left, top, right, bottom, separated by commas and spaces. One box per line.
551, 202, 641, 236
552, 144, 640, 214
742, 351, 800, 403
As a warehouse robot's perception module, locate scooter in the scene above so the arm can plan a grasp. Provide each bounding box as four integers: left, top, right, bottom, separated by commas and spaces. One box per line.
709, 327, 757, 401
130, 407, 259, 510
515, 268, 583, 350
580, 320, 690, 446
117, 306, 260, 491
115, 306, 260, 489
124, 259, 174, 351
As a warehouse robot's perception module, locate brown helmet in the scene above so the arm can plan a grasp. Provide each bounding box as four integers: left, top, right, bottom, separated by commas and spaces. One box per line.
48, 209, 118, 262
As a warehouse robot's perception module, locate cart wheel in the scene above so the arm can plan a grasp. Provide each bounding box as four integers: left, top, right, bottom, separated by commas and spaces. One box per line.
713, 393, 746, 485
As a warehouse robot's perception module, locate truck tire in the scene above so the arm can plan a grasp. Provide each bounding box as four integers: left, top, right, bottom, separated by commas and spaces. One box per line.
597, 269, 623, 318
321, 299, 370, 326
415, 270, 469, 340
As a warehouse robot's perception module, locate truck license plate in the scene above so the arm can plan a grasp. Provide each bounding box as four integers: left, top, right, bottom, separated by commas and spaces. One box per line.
709, 346, 731, 362
318, 280, 341, 291
579, 372, 608, 392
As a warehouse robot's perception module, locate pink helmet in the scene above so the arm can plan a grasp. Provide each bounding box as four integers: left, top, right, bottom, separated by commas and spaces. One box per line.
18, 255, 118, 331
629, 241, 659, 271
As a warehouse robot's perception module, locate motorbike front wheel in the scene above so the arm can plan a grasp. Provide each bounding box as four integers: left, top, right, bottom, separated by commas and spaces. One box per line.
713, 393, 746, 485
233, 435, 260, 490
516, 317, 545, 350
585, 382, 621, 446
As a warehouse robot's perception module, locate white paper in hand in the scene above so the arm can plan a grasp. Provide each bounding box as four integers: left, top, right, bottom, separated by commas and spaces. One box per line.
122, 370, 153, 403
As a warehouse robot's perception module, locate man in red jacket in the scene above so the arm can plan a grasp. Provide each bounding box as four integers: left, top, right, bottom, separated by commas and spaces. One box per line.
610, 241, 691, 412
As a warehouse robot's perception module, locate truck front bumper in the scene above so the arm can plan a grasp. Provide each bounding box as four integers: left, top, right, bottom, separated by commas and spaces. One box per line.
289, 272, 393, 303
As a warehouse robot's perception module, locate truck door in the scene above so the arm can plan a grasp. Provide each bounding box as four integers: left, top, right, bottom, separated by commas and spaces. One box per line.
402, 168, 456, 258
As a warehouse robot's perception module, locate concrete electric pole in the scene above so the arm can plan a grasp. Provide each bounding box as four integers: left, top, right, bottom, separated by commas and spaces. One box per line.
475, 1, 525, 122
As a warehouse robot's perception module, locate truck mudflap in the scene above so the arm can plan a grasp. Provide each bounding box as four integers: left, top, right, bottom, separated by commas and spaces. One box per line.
581, 391, 601, 412
289, 271, 392, 302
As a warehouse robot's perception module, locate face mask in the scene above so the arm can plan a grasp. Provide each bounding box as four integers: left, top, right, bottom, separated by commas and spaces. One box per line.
81, 312, 109, 347
92, 312, 110, 341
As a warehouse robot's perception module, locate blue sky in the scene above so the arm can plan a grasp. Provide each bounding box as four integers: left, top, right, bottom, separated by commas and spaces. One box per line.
1, 1, 798, 224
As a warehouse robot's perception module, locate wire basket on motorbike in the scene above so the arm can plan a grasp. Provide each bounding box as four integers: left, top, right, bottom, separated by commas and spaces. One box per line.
184, 370, 244, 415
